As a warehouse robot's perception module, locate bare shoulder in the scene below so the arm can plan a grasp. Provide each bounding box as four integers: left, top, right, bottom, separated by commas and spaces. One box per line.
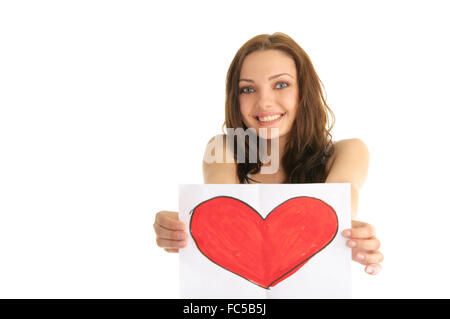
333, 138, 369, 157
202, 134, 239, 184
326, 138, 369, 189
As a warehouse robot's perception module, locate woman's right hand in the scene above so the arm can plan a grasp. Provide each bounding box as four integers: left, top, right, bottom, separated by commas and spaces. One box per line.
154, 211, 188, 253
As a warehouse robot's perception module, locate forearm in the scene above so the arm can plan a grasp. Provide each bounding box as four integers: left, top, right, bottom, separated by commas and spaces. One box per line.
350, 183, 359, 219
324, 139, 369, 219
325, 180, 359, 219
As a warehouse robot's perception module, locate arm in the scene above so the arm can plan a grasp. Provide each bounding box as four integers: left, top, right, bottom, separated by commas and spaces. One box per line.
202, 134, 239, 184
325, 138, 369, 219
154, 135, 238, 254
325, 138, 383, 275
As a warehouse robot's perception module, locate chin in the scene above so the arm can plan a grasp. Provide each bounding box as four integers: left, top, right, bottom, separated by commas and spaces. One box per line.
252, 127, 288, 141
241, 118, 289, 140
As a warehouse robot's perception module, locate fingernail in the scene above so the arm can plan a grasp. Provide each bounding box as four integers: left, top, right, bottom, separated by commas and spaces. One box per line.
178, 241, 187, 247
343, 230, 351, 237
357, 253, 365, 261
366, 266, 374, 274
347, 240, 356, 248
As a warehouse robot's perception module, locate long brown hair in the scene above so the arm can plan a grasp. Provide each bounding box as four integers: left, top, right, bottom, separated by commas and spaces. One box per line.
224, 32, 335, 184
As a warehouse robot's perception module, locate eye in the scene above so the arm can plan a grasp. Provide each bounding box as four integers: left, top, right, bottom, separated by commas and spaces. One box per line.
240, 87, 254, 94
275, 82, 288, 89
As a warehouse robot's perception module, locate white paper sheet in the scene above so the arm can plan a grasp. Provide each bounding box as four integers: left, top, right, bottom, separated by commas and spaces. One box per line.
179, 183, 351, 299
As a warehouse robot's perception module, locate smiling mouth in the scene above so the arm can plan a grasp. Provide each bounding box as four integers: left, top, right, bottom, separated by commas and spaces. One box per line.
255, 113, 286, 125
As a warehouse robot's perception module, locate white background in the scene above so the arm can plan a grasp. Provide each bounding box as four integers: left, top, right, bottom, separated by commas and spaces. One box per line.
0, 0, 449, 298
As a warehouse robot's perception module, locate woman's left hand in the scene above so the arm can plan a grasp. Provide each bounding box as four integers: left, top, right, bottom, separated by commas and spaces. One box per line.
342, 220, 383, 275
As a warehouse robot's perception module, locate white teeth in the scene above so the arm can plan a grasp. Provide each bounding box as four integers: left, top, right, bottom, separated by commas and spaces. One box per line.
258, 114, 282, 122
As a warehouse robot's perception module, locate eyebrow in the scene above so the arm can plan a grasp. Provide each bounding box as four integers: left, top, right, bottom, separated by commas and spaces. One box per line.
239, 73, 294, 83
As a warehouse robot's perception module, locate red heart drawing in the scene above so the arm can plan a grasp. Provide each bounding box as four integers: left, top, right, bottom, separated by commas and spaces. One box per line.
189, 196, 338, 289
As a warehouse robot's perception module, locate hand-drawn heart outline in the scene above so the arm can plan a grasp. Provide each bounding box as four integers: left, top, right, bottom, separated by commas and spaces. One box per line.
189, 196, 338, 289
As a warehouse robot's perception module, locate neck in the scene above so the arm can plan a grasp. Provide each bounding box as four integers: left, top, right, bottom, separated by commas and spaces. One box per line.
254, 135, 287, 179
265, 135, 287, 157
257, 135, 287, 176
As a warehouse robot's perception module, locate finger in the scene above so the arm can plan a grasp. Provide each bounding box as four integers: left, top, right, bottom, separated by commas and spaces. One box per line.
155, 213, 185, 231
365, 263, 382, 275
347, 238, 380, 250
347, 220, 366, 230
164, 248, 179, 253
156, 238, 187, 249
154, 223, 187, 240
353, 250, 384, 265
342, 224, 376, 239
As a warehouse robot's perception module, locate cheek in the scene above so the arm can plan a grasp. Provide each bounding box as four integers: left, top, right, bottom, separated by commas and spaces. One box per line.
283, 91, 299, 113
239, 98, 254, 121
239, 97, 250, 113
281, 93, 299, 131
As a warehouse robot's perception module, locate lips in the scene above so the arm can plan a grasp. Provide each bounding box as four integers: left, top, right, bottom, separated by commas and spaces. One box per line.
254, 112, 286, 126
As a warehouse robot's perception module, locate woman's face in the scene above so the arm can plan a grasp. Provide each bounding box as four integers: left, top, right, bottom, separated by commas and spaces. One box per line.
239, 49, 299, 140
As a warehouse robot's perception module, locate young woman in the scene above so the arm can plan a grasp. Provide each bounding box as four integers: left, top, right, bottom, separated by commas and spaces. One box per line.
154, 32, 383, 275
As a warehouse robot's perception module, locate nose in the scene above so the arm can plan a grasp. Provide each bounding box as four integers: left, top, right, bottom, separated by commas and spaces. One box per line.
256, 88, 275, 109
